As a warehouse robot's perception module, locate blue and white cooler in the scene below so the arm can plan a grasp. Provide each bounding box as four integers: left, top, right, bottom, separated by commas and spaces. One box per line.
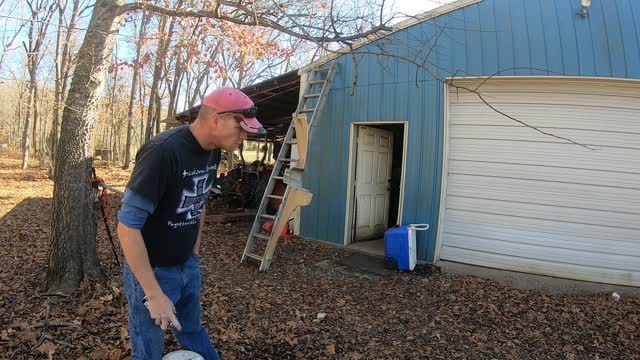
384, 224, 429, 271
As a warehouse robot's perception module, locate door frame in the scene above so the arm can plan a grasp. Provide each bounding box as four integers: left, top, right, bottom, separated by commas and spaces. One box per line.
343, 121, 409, 246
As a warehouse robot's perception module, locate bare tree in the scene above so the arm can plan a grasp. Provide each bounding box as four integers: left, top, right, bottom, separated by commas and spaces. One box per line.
123, 12, 149, 170
144, 9, 180, 141
51, 0, 85, 175
0, 1, 27, 78
21, 0, 56, 169
108, 44, 121, 164
47, 0, 128, 291
185, 64, 211, 108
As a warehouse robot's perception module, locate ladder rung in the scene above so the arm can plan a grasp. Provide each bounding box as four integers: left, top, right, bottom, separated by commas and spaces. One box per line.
308, 80, 324, 85
272, 176, 284, 180
254, 233, 270, 240
261, 214, 276, 220
300, 108, 315, 113
267, 195, 284, 200
279, 158, 295, 162
304, 93, 321, 99
286, 140, 297, 145
245, 253, 263, 262
314, 67, 330, 72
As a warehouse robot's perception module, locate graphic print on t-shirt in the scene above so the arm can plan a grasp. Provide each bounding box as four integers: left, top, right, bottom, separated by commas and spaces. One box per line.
176, 169, 214, 220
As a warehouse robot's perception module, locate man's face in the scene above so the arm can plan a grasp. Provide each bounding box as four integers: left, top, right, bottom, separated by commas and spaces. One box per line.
214, 114, 249, 151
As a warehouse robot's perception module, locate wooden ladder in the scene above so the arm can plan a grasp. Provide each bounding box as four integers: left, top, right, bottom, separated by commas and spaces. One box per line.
241, 62, 337, 271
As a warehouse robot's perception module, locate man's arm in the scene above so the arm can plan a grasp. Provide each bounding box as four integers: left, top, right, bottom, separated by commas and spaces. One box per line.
118, 222, 182, 331
193, 206, 206, 256
117, 223, 162, 298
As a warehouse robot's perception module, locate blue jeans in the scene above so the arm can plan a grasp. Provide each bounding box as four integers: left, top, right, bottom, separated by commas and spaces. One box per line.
123, 254, 220, 360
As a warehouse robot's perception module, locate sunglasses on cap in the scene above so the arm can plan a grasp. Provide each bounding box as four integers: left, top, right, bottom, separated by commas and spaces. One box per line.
228, 115, 261, 132
218, 106, 258, 118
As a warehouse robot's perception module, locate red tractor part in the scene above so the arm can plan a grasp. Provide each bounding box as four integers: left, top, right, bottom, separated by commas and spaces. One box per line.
261, 219, 293, 243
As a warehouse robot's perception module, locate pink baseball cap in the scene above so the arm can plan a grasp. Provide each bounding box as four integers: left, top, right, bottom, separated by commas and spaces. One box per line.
203, 87, 266, 135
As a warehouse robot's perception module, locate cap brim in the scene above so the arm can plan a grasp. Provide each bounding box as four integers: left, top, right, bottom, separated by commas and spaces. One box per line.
239, 117, 266, 135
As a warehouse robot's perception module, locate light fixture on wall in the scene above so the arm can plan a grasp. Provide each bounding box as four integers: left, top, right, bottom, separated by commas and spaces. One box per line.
579, 0, 591, 17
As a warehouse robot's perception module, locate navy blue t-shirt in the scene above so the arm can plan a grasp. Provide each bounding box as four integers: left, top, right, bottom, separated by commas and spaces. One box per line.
126, 125, 221, 267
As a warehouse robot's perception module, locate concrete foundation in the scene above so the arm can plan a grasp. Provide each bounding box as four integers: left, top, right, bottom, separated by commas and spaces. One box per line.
347, 238, 384, 257
438, 261, 640, 298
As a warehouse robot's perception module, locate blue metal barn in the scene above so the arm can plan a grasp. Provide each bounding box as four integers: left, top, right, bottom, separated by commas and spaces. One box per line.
295, 0, 640, 286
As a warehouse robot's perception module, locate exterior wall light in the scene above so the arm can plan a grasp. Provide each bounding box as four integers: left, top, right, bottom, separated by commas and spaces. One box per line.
580, 0, 592, 17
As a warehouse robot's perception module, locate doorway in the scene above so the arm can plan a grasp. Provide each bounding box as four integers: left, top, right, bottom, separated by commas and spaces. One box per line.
344, 122, 407, 253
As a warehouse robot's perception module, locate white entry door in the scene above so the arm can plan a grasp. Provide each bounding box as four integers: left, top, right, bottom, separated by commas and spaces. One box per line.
354, 126, 393, 241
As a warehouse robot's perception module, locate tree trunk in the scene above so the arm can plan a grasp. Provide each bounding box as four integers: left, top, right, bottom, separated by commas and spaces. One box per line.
32, 82, 39, 154
14, 81, 25, 150
112, 124, 118, 165
167, 59, 182, 119
123, 14, 147, 170
188, 66, 210, 108
51, 0, 81, 177
109, 46, 119, 166
139, 79, 145, 150
52, 6, 64, 175
21, 74, 36, 169
47, 0, 124, 293
154, 93, 162, 134
144, 16, 169, 142
21, 19, 36, 170
22, 0, 55, 168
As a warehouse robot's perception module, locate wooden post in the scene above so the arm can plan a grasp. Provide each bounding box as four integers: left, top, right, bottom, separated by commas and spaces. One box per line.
293, 113, 308, 169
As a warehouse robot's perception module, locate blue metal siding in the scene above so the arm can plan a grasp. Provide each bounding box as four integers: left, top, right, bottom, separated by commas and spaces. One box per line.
555, 1, 580, 75
542, 1, 564, 75
619, 0, 640, 78
300, 0, 640, 262
494, 0, 515, 75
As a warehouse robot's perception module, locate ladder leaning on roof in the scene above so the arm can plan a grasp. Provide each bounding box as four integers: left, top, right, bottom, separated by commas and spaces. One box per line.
241, 61, 337, 271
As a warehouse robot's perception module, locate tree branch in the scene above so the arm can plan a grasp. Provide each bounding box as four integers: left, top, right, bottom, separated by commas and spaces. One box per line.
120, 1, 393, 43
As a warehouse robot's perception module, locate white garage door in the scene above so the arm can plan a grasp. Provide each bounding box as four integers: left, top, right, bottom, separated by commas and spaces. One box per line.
439, 78, 640, 286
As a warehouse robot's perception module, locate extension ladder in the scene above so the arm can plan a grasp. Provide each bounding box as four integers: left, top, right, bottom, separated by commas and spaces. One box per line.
241, 62, 337, 271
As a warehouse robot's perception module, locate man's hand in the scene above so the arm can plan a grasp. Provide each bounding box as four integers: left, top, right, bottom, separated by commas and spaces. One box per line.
145, 292, 182, 331
118, 223, 183, 332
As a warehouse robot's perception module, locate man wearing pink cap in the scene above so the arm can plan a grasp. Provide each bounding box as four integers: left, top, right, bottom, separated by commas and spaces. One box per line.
117, 87, 265, 359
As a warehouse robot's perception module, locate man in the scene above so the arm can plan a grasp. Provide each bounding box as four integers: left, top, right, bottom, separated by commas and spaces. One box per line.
117, 87, 266, 359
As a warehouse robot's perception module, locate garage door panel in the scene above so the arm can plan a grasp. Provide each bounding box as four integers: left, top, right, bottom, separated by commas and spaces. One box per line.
447, 196, 639, 230
442, 233, 640, 271
449, 141, 640, 174
450, 105, 640, 134
448, 79, 640, 96
443, 221, 640, 257
448, 91, 640, 110
447, 175, 640, 213
438, 246, 640, 287
445, 209, 640, 245
441, 78, 640, 286
450, 125, 640, 149
448, 160, 640, 189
